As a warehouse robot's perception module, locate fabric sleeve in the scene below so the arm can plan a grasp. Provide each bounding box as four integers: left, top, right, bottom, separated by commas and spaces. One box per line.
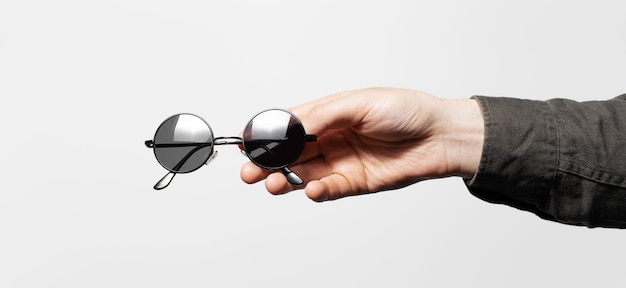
465, 94, 626, 228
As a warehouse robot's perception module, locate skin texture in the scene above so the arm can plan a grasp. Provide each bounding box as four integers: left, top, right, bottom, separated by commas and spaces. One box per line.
240, 87, 485, 202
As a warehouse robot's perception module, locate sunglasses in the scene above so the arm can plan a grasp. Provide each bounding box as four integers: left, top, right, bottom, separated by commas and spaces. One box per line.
145, 109, 317, 190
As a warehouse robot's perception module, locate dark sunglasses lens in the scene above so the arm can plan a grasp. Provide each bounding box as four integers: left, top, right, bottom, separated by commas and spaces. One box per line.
153, 114, 214, 173
243, 109, 306, 169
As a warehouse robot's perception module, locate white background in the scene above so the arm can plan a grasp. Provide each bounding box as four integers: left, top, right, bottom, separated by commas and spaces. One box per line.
1, 0, 626, 287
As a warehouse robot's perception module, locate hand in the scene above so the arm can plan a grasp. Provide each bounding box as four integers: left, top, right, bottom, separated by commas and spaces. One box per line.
240, 87, 484, 201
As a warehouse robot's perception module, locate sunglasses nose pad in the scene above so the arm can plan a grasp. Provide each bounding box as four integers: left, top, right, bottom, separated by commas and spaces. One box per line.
205, 150, 218, 165
240, 149, 247, 157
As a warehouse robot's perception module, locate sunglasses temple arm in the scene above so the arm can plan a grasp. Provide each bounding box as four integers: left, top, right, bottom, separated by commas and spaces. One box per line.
281, 135, 315, 185
282, 167, 303, 185
147, 134, 312, 188
152, 149, 219, 191
154, 172, 176, 190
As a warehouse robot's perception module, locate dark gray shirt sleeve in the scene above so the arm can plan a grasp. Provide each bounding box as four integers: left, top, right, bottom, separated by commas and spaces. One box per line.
465, 94, 626, 228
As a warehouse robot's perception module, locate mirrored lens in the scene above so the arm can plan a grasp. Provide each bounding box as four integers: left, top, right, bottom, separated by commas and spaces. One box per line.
243, 109, 306, 169
153, 113, 214, 173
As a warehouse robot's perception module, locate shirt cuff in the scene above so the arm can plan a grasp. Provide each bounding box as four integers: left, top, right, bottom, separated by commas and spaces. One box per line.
464, 96, 559, 219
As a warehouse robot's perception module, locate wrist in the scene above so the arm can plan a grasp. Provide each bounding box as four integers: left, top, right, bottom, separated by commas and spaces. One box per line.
439, 98, 485, 178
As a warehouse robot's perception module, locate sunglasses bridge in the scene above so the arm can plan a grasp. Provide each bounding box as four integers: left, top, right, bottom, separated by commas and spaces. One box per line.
213, 136, 243, 146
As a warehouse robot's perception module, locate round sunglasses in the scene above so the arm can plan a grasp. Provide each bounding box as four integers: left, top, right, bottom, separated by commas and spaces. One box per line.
145, 109, 317, 190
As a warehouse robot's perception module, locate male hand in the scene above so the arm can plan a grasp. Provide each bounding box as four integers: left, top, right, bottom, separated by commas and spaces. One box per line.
241, 87, 484, 202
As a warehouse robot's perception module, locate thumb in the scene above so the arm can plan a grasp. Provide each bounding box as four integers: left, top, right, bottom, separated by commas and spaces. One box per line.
290, 91, 370, 137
